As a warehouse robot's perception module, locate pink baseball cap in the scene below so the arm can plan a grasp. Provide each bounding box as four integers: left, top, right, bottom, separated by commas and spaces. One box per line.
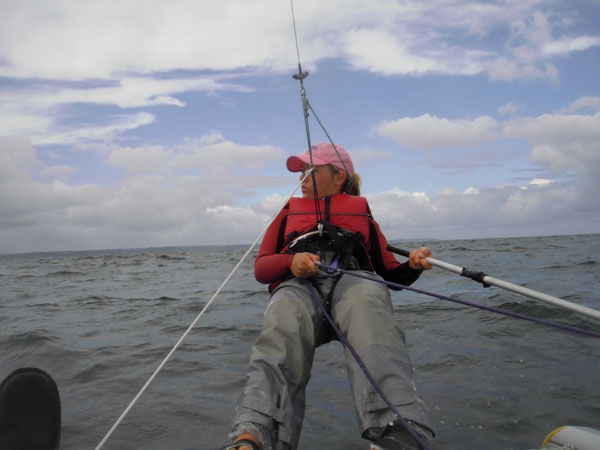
286, 142, 355, 176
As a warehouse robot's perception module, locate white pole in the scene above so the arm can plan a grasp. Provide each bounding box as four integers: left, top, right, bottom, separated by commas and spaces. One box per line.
425, 256, 600, 321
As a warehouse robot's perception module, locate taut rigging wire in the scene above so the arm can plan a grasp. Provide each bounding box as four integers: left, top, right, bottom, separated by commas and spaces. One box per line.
289, 0, 353, 219
290, 0, 322, 223
288, 2, 431, 448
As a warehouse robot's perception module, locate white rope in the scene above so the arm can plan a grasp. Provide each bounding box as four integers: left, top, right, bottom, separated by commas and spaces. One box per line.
94, 170, 312, 450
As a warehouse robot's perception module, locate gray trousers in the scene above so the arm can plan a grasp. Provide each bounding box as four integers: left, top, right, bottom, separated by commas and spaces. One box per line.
232, 272, 432, 449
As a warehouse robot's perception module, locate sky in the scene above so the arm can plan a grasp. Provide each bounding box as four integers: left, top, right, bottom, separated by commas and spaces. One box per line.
1, 0, 599, 254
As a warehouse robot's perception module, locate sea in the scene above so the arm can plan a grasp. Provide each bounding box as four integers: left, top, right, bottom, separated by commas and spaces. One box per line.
0, 234, 598, 450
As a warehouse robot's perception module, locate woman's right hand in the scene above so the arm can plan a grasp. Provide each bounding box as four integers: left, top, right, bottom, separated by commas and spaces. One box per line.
408, 247, 432, 270
290, 252, 320, 278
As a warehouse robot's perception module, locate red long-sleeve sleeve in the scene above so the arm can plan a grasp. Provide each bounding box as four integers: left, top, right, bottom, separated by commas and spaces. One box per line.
368, 218, 422, 289
254, 205, 294, 284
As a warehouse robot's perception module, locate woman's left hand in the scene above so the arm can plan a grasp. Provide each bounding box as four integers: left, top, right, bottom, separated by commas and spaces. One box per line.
409, 247, 432, 270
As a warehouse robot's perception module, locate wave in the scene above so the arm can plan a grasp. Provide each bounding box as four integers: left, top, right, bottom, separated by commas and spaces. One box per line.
7, 329, 60, 347
46, 270, 84, 277
544, 259, 596, 269
15, 274, 38, 279
157, 254, 186, 261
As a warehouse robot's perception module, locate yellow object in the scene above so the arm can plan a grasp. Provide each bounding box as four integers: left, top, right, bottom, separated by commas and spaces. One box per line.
542, 426, 600, 450
542, 426, 567, 447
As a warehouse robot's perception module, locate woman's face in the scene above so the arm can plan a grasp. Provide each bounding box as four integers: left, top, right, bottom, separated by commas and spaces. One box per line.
300, 164, 346, 200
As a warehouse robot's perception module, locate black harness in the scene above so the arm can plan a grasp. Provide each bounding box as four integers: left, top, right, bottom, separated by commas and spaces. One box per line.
279, 196, 372, 272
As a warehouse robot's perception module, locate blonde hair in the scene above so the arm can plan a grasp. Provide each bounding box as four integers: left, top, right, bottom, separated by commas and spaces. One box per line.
329, 165, 361, 196
345, 173, 361, 196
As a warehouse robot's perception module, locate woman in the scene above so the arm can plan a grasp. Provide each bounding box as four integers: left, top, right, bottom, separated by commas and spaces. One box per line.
224, 143, 434, 450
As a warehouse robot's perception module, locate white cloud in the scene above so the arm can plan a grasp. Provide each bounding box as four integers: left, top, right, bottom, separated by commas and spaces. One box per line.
0, 136, 42, 183
366, 188, 434, 230
0, 112, 54, 138
503, 112, 600, 175
364, 103, 600, 239
373, 103, 600, 196
529, 178, 552, 186
366, 180, 597, 241
486, 57, 558, 83
204, 205, 270, 241
498, 102, 524, 115
0, 0, 595, 82
0, 77, 251, 144
483, 9, 565, 81
335, 0, 592, 81
373, 114, 498, 150
107, 136, 284, 174
2, 116, 599, 254
1, 77, 251, 110
0, 134, 291, 253
36, 112, 156, 145
0, 0, 297, 80
343, 29, 439, 76
501, 182, 579, 219
348, 147, 393, 165
557, 96, 600, 114
542, 36, 600, 56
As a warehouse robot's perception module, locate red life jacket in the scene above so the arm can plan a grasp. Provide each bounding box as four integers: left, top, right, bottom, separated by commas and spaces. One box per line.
282, 194, 371, 246
277, 194, 374, 272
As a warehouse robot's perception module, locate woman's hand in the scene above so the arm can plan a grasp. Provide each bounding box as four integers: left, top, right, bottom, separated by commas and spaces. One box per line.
290, 252, 320, 278
409, 247, 432, 270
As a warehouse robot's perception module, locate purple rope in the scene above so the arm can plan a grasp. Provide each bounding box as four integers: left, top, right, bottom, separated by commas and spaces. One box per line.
316, 263, 600, 339
305, 281, 432, 450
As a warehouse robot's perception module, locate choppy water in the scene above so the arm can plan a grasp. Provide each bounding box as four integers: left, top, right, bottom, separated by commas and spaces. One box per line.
1, 235, 599, 450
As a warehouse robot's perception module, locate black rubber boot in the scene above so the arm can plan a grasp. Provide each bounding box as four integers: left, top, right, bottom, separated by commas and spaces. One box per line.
0, 367, 61, 450
366, 423, 428, 450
